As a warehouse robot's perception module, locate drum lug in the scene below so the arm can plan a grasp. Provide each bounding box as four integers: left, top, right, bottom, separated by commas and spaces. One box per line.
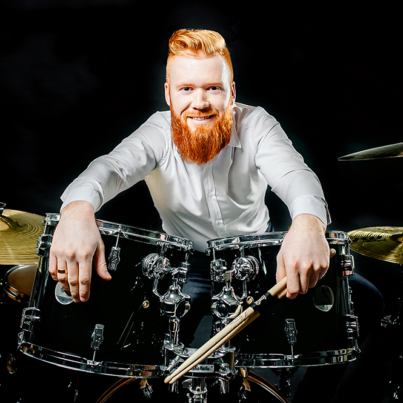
108, 230, 122, 271
90, 324, 105, 362
107, 246, 121, 271
345, 314, 360, 348
36, 234, 53, 258
284, 318, 298, 359
340, 254, 355, 276
139, 378, 153, 399
20, 307, 41, 333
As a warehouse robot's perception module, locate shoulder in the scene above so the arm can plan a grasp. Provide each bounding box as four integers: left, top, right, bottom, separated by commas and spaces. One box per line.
233, 102, 279, 132
140, 110, 171, 136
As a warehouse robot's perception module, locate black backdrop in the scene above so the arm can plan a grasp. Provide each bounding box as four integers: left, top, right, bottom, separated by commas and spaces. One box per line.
1, 1, 402, 298
0, 1, 402, 401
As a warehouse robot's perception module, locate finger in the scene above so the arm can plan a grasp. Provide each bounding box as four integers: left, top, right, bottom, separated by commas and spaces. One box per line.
94, 240, 111, 281
286, 269, 300, 300
57, 259, 70, 295
49, 251, 58, 281
308, 270, 320, 289
67, 261, 80, 303
78, 260, 92, 302
299, 267, 311, 294
276, 252, 286, 283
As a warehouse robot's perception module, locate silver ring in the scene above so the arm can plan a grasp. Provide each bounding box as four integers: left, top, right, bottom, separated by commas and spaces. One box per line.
58, 269, 67, 274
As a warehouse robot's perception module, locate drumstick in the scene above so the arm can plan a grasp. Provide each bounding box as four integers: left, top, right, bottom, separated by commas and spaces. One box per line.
165, 248, 336, 384
164, 277, 287, 384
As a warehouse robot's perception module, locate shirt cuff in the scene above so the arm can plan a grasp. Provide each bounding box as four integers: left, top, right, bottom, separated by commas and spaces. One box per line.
289, 195, 331, 227
60, 186, 102, 213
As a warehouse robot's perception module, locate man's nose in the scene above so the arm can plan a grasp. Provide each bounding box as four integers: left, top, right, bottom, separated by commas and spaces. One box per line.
191, 89, 210, 110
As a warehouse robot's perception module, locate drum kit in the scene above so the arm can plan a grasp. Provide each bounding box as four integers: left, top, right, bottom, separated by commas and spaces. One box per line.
0, 142, 402, 402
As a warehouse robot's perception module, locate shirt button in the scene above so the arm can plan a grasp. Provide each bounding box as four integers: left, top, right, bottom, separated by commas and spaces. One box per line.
209, 193, 214, 198
216, 219, 222, 224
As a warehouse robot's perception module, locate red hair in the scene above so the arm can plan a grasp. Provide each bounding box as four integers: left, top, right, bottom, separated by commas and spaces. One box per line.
166, 29, 233, 83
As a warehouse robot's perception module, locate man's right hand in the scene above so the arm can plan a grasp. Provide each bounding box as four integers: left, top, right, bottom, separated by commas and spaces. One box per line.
49, 200, 111, 303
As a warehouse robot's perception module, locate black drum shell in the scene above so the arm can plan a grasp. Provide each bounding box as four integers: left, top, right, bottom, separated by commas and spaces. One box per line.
210, 233, 352, 358
25, 221, 191, 367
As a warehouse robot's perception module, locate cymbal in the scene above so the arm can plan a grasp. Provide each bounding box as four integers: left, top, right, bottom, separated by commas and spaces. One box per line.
348, 227, 403, 264
338, 142, 403, 161
0, 208, 44, 265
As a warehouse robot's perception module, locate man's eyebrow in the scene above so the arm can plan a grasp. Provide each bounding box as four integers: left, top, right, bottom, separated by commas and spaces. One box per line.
175, 81, 224, 88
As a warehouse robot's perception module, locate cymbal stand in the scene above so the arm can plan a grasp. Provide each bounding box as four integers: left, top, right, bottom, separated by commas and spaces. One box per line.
381, 264, 403, 401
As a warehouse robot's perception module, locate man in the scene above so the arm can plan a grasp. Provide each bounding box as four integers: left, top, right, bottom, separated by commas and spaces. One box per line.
49, 29, 330, 305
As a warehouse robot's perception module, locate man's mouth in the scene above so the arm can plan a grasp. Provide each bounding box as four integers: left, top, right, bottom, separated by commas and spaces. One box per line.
187, 115, 215, 121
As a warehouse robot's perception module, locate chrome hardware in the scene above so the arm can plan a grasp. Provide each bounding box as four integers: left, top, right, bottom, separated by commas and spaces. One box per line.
340, 254, 355, 276
284, 319, 297, 358
142, 253, 171, 280
20, 307, 41, 333
185, 377, 208, 403
232, 256, 259, 281
210, 259, 233, 283
91, 324, 105, 362
108, 247, 121, 271
346, 314, 360, 341
211, 285, 241, 320
0, 202, 5, 216
175, 261, 190, 285
139, 379, 153, 399
108, 231, 121, 271
91, 324, 105, 350
36, 234, 53, 257
217, 379, 230, 394
160, 285, 190, 319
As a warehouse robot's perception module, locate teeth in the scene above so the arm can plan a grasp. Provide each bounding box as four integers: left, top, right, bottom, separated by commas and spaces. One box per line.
191, 116, 211, 120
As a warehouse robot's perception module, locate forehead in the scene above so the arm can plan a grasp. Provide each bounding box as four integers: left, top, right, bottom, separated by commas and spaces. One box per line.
169, 53, 229, 85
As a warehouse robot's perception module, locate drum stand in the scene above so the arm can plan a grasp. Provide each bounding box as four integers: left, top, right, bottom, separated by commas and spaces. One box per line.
381, 264, 403, 401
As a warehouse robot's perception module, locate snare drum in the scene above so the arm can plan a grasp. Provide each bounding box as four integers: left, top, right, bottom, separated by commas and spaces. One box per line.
207, 231, 359, 368
18, 213, 193, 377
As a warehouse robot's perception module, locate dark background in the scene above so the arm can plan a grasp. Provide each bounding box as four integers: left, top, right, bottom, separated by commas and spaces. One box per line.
1, 0, 402, 300
0, 1, 402, 401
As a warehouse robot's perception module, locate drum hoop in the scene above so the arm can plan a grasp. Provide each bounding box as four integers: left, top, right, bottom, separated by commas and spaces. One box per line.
18, 333, 163, 378
43, 213, 193, 251
206, 230, 350, 252
235, 347, 358, 368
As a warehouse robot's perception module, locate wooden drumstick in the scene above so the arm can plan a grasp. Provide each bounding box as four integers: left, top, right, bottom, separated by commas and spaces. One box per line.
164, 277, 287, 384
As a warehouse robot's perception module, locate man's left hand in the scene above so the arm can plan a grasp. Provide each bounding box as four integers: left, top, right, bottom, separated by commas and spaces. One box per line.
276, 214, 329, 299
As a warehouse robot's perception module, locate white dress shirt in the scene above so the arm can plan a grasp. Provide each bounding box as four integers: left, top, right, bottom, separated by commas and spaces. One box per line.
61, 102, 330, 252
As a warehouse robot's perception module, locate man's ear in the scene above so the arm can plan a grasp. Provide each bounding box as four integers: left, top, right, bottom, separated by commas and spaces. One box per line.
231, 82, 236, 102
164, 83, 171, 106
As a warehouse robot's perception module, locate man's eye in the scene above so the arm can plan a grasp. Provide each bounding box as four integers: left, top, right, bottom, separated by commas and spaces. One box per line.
209, 86, 222, 92
182, 87, 191, 92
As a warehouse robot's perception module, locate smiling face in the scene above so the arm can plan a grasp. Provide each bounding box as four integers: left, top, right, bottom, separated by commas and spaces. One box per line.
165, 53, 235, 131
165, 52, 236, 164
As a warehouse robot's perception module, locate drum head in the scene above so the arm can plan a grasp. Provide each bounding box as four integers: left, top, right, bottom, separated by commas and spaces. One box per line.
4, 264, 37, 301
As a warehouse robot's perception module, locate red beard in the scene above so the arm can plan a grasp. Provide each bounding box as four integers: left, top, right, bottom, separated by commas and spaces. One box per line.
171, 102, 233, 165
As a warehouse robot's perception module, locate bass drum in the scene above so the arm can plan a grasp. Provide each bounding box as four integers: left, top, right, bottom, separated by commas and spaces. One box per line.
96, 371, 288, 403
18, 213, 193, 378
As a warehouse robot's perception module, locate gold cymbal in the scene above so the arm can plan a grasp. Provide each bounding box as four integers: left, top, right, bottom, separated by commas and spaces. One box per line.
338, 142, 403, 161
0, 208, 44, 265
348, 227, 403, 264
